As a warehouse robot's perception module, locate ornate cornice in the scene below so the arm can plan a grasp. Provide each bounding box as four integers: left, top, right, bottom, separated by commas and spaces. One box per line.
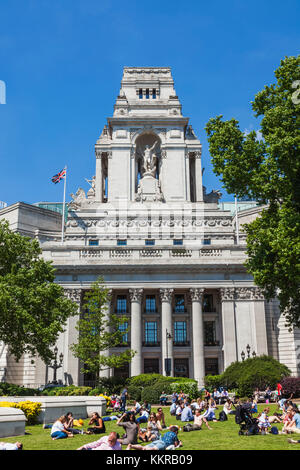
220, 287, 265, 301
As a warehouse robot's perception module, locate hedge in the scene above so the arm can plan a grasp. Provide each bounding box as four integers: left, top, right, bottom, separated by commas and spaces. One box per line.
0, 400, 41, 425
280, 377, 300, 398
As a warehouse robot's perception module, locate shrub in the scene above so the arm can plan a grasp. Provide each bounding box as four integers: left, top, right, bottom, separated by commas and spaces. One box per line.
280, 377, 300, 398
152, 380, 173, 395
204, 374, 223, 391
0, 382, 40, 396
141, 386, 161, 404
97, 376, 127, 395
0, 400, 41, 425
127, 374, 164, 388
169, 381, 199, 399
204, 355, 291, 397
127, 385, 142, 402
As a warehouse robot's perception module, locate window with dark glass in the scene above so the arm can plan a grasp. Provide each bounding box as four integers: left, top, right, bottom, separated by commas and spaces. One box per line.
145, 88, 150, 99
203, 239, 211, 245
152, 88, 156, 99
116, 295, 127, 314
117, 239, 127, 246
173, 239, 183, 246
203, 294, 214, 312
174, 294, 185, 312
145, 239, 155, 246
145, 321, 158, 344
174, 321, 187, 344
89, 239, 99, 246
139, 88, 143, 99
204, 321, 217, 345
145, 295, 156, 313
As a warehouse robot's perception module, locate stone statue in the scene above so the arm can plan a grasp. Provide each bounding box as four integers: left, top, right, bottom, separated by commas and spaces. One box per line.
138, 141, 159, 177
69, 188, 86, 209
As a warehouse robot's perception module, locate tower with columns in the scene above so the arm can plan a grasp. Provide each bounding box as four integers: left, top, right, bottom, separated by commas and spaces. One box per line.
2, 67, 297, 389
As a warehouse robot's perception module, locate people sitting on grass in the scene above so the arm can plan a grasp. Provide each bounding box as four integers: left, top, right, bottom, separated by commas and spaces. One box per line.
145, 412, 163, 441
175, 402, 184, 420
0, 441, 23, 450
77, 431, 122, 450
181, 403, 194, 422
136, 406, 150, 424
116, 412, 139, 446
170, 401, 177, 416
223, 399, 235, 416
221, 389, 229, 403
64, 412, 86, 435
130, 400, 141, 415
257, 408, 271, 433
126, 426, 182, 451
198, 404, 216, 430
250, 398, 258, 414
156, 407, 166, 428
86, 412, 106, 435
160, 391, 168, 406
51, 416, 74, 440
183, 409, 203, 431
283, 409, 300, 435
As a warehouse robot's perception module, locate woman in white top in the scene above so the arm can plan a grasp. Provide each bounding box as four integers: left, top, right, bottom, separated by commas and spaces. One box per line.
223, 399, 235, 415
51, 416, 73, 440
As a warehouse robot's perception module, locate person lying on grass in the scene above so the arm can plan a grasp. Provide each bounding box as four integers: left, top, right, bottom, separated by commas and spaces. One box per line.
126, 426, 182, 451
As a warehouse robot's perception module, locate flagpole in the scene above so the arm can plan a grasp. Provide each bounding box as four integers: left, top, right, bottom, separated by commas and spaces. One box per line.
61, 166, 67, 243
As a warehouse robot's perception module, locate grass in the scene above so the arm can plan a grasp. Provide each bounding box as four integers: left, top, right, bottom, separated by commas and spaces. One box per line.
1, 403, 300, 450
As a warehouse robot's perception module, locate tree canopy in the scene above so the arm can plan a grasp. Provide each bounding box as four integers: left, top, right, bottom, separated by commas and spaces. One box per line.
0, 220, 78, 362
70, 277, 135, 383
205, 56, 300, 327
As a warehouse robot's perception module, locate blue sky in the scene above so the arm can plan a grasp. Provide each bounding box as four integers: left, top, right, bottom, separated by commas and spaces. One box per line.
0, 0, 299, 206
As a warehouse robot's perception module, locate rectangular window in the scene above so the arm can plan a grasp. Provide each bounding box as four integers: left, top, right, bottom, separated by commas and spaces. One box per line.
119, 321, 128, 344
203, 294, 214, 312
174, 321, 187, 344
204, 321, 217, 346
89, 239, 99, 246
152, 88, 156, 99
174, 294, 185, 313
145, 295, 156, 313
173, 239, 183, 246
145, 321, 158, 344
145, 239, 155, 246
203, 239, 211, 245
117, 239, 127, 246
116, 295, 127, 314
145, 88, 150, 99
139, 88, 143, 99
144, 358, 159, 374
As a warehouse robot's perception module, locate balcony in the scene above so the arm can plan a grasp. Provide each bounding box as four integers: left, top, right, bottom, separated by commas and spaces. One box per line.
142, 341, 160, 347
203, 307, 217, 313
204, 340, 220, 347
173, 341, 190, 347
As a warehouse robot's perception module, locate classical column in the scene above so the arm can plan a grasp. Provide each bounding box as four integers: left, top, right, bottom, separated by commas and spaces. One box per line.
64, 288, 82, 385
159, 288, 174, 377
190, 288, 205, 387
185, 151, 191, 202
220, 288, 237, 369
99, 289, 112, 379
129, 288, 143, 377
95, 150, 103, 202
195, 150, 203, 202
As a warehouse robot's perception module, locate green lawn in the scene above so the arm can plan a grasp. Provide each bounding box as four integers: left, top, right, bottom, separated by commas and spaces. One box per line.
1, 404, 300, 450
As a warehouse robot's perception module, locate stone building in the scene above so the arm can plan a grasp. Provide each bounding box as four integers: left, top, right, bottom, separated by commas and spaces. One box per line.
1, 67, 299, 387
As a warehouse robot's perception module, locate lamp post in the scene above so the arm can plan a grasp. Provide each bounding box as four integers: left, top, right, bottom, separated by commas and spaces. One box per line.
48, 346, 64, 384
165, 329, 172, 377
241, 350, 245, 362
246, 344, 251, 358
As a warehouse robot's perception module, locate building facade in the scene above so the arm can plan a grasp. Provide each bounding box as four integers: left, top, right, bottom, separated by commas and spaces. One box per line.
1, 67, 299, 388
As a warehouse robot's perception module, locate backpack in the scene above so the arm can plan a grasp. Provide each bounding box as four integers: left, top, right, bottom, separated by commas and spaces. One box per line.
219, 411, 228, 422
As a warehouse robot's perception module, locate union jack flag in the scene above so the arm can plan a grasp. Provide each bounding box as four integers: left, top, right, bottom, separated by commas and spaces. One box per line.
51, 168, 66, 184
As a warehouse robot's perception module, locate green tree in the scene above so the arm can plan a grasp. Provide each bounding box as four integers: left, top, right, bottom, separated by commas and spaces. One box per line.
205, 56, 300, 327
0, 220, 78, 362
70, 277, 135, 384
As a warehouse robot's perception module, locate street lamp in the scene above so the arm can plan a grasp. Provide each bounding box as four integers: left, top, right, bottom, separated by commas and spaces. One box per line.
241, 350, 245, 362
246, 344, 251, 358
165, 329, 172, 377
48, 346, 64, 384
